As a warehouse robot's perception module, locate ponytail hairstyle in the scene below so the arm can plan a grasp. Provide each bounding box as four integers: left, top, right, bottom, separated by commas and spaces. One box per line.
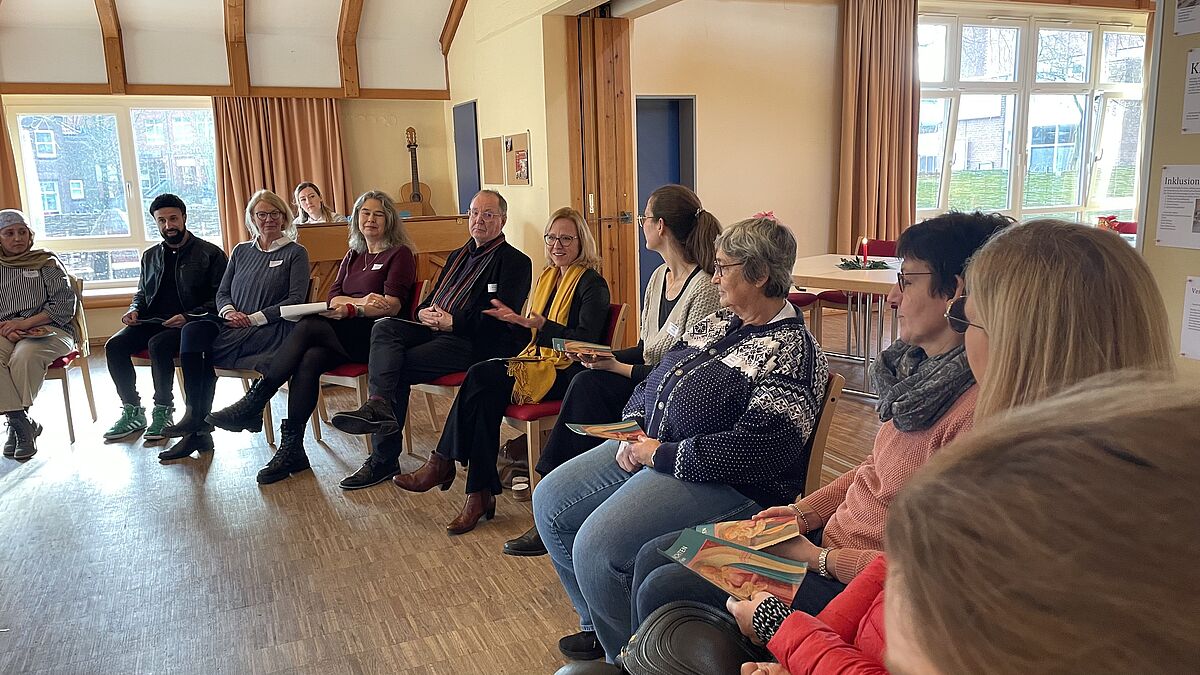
647, 184, 720, 273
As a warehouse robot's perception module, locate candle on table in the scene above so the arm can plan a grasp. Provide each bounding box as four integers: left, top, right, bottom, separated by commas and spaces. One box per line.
861, 237, 869, 265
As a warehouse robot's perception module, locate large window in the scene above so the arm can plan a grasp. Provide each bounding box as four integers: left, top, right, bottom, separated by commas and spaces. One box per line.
5, 99, 219, 286
918, 14, 1146, 237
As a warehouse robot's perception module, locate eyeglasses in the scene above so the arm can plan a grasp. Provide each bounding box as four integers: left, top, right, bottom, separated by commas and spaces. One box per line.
945, 296, 985, 334
896, 271, 933, 293
544, 234, 578, 246
713, 260, 745, 278
637, 214, 658, 226
469, 209, 502, 220
253, 210, 284, 222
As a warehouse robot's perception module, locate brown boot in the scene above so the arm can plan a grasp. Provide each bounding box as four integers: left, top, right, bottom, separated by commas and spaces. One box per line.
392, 453, 455, 493
447, 491, 497, 535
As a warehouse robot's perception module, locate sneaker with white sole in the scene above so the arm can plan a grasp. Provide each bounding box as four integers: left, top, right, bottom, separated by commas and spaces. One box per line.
104, 404, 147, 440
143, 404, 175, 441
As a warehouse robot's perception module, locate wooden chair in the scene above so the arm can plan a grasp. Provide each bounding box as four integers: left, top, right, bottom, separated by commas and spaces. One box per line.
501, 302, 629, 489
802, 372, 845, 497
313, 279, 429, 453
43, 275, 97, 443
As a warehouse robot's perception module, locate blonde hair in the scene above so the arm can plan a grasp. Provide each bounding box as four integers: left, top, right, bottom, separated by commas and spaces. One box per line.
966, 220, 1173, 419
244, 190, 297, 241
544, 206, 601, 271
292, 181, 339, 224
886, 372, 1200, 675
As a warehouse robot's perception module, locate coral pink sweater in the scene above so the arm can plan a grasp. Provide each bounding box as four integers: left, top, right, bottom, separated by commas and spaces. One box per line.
797, 386, 978, 582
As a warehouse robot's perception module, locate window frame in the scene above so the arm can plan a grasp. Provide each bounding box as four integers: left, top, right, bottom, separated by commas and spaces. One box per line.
3, 95, 217, 289
917, 9, 1148, 226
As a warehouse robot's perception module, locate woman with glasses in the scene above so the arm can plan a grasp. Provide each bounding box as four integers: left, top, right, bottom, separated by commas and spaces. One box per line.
292, 181, 340, 224
503, 184, 722, 558
730, 220, 1174, 675
534, 215, 829, 662
392, 206, 609, 535
208, 190, 416, 484
157, 190, 310, 460
611, 211, 1012, 664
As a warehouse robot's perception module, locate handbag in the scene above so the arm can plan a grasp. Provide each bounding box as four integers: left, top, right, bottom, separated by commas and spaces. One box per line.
617, 601, 772, 675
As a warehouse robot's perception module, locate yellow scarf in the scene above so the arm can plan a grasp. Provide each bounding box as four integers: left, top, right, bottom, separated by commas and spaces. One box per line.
509, 264, 588, 404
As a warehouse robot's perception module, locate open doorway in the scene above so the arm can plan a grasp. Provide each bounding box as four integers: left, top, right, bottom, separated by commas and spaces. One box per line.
635, 96, 696, 299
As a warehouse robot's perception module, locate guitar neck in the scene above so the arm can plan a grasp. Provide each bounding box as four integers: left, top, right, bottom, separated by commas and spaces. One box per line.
409, 146, 421, 201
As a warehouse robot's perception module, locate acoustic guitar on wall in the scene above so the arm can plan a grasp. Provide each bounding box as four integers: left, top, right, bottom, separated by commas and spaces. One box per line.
397, 127, 436, 217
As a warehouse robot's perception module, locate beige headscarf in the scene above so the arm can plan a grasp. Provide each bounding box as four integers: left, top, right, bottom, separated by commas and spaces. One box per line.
0, 209, 87, 350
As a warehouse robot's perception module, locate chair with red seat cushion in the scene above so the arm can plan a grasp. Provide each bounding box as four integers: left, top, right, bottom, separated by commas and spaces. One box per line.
788, 291, 821, 338
501, 303, 628, 488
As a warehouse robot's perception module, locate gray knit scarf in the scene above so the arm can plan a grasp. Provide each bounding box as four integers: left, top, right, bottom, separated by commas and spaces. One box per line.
870, 340, 975, 432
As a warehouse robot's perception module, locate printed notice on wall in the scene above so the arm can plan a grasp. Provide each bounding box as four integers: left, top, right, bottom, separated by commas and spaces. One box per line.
1181, 277, 1200, 361
1155, 166, 1200, 249
1185, 50, 1200, 133
1178, 0, 1200, 35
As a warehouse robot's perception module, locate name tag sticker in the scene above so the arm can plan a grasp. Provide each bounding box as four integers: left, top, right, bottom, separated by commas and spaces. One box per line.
371, 263, 384, 271
487, 283, 499, 293
666, 321, 682, 338
22, 269, 39, 278
268, 260, 283, 268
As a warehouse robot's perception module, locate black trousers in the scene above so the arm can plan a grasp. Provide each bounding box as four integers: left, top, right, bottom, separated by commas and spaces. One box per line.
435, 359, 583, 495
105, 323, 182, 407
259, 316, 374, 425
177, 321, 222, 419
535, 369, 638, 476
366, 318, 478, 463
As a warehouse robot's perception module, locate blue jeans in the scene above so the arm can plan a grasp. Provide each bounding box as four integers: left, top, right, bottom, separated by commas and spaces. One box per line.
533, 439, 762, 660
631, 528, 848, 627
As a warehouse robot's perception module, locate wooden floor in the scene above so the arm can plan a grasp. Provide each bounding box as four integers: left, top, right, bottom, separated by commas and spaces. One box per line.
0, 311, 882, 674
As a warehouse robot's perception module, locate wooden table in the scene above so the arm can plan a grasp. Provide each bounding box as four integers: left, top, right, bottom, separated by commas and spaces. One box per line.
792, 254, 899, 398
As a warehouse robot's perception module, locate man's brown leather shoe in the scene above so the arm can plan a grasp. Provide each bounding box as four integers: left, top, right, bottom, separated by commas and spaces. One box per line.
392, 453, 455, 492
447, 492, 496, 535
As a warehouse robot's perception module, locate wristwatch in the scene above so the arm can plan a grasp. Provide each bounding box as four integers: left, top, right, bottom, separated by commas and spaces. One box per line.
817, 547, 833, 579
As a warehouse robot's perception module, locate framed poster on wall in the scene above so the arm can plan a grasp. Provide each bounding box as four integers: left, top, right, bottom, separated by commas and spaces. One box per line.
505, 132, 531, 186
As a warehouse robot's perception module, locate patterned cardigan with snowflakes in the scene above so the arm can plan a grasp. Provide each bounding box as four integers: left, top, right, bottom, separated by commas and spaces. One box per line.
622, 307, 829, 506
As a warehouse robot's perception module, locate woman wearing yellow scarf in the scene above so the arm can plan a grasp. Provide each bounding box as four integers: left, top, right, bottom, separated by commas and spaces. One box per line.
394, 206, 610, 534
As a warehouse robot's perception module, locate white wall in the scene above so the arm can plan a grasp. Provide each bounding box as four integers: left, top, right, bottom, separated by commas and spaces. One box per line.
630, 0, 842, 257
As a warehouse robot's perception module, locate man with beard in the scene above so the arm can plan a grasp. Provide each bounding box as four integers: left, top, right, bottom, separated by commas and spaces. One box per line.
103, 194, 227, 442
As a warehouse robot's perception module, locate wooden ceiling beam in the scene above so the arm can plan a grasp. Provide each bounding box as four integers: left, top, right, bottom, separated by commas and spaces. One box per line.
93, 0, 127, 94
440, 0, 468, 56
337, 0, 364, 97
224, 0, 249, 96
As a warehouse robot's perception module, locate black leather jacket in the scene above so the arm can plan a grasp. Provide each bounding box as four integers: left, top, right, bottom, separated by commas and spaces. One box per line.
129, 233, 228, 317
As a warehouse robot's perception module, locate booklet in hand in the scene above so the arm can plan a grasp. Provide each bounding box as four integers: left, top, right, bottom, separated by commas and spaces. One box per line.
660, 528, 808, 603
566, 419, 646, 443
551, 338, 613, 358
279, 302, 331, 322
693, 515, 801, 551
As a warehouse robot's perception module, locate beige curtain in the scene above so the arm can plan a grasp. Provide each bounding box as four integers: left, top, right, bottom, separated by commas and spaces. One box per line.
1, 103, 22, 210
835, 0, 919, 253
212, 97, 354, 252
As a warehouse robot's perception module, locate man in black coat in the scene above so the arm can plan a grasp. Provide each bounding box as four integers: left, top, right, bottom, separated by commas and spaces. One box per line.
103, 193, 227, 442
333, 189, 533, 490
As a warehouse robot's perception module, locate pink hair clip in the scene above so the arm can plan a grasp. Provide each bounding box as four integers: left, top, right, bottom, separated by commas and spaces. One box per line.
753, 210, 777, 221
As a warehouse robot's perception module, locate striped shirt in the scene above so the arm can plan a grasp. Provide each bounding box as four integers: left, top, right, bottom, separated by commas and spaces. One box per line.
0, 263, 77, 340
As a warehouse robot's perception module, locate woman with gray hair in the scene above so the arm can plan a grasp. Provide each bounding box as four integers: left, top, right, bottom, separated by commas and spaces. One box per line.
207, 190, 416, 484
533, 215, 829, 662
157, 189, 310, 459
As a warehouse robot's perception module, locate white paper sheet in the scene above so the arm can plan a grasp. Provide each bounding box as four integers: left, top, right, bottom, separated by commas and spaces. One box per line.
279, 302, 330, 321
1182, 277, 1200, 361
1184, 50, 1200, 133
1177, 0, 1200, 36
1155, 166, 1200, 250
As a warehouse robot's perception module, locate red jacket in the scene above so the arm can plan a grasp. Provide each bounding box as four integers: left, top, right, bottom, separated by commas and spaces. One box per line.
767, 556, 888, 674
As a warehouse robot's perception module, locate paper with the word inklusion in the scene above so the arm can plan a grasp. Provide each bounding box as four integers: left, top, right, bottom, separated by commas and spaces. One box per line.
694, 515, 802, 551
566, 419, 645, 443
660, 529, 808, 603
551, 338, 613, 357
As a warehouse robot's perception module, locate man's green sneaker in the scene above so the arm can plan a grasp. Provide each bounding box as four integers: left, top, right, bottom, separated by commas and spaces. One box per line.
104, 404, 148, 440
143, 405, 175, 441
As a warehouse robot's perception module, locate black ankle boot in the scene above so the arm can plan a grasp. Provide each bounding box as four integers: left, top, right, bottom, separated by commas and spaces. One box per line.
257, 419, 311, 484
207, 379, 274, 433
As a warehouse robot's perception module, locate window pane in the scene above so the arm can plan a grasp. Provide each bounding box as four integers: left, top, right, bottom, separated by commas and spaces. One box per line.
948, 94, 1016, 211
58, 249, 141, 283
1022, 211, 1082, 222
917, 99, 951, 209
1089, 98, 1142, 203
918, 24, 947, 82
131, 109, 220, 245
1036, 29, 1091, 83
1101, 32, 1145, 84
960, 26, 1019, 82
1024, 94, 1087, 208
16, 114, 129, 238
